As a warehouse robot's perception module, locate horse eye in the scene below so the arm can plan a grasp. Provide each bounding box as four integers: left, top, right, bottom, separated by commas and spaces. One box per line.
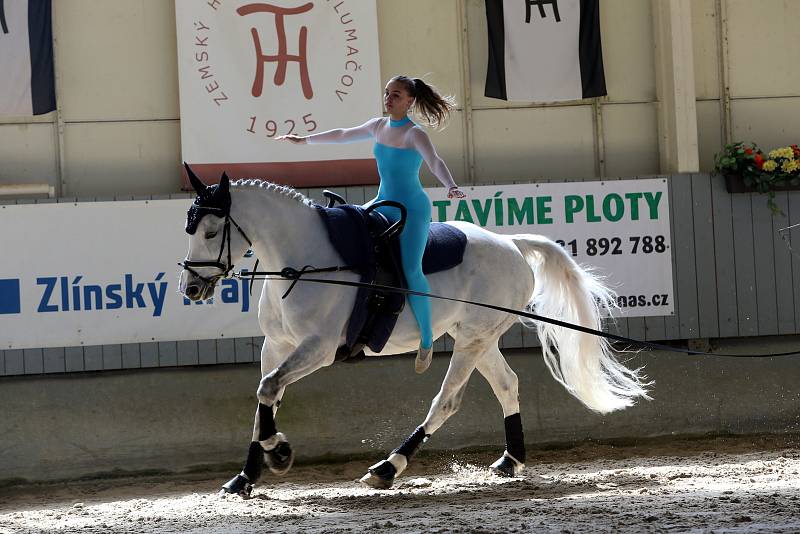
205, 231, 217, 239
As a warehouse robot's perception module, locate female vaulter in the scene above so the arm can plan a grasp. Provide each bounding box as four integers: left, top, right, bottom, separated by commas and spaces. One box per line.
278, 75, 466, 373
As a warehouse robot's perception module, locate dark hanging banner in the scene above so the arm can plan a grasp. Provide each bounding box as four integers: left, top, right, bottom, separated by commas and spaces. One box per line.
0, 0, 56, 116
485, 0, 606, 102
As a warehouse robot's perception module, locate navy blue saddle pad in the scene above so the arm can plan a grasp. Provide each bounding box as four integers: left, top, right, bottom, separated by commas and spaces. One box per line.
314, 204, 467, 353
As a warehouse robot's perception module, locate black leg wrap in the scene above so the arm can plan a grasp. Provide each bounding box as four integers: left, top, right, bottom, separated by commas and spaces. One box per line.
242, 440, 265, 482
504, 413, 526, 463
393, 426, 429, 459
257, 403, 277, 441
221, 441, 263, 497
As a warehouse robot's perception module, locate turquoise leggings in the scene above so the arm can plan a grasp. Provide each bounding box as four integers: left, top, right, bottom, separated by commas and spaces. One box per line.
372, 195, 433, 350
370, 141, 433, 349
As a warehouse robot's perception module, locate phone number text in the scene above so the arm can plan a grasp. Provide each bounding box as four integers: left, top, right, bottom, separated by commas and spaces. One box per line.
555, 235, 668, 257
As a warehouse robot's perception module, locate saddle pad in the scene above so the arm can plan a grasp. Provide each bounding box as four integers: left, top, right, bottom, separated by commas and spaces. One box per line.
314, 204, 467, 353
315, 204, 468, 275
421, 221, 469, 275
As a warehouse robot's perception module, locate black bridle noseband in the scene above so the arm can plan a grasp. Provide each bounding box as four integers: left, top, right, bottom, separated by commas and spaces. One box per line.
179, 207, 254, 287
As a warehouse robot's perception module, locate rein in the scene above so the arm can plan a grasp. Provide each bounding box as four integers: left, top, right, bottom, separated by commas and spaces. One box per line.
235, 267, 800, 359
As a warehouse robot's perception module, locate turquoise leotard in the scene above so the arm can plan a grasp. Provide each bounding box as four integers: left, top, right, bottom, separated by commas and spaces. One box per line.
369, 116, 433, 349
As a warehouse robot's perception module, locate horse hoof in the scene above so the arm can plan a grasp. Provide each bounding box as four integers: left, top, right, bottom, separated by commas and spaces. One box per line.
490, 454, 524, 477
265, 441, 294, 476
220, 473, 254, 498
359, 459, 397, 489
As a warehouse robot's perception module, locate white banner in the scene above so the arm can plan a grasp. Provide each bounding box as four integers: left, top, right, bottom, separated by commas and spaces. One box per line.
174, 0, 382, 186
0, 200, 263, 350
0, 179, 672, 350
427, 179, 674, 318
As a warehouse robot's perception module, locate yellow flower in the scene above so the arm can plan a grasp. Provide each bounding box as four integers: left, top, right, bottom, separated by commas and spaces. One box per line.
782, 159, 799, 173
763, 160, 778, 172
769, 147, 793, 159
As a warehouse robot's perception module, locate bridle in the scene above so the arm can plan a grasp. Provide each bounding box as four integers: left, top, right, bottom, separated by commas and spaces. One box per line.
179, 206, 253, 287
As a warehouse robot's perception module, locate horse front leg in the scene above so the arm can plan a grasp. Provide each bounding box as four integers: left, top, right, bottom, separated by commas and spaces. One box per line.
220, 337, 291, 497
221, 336, 333, 497
360, 337, 486, 489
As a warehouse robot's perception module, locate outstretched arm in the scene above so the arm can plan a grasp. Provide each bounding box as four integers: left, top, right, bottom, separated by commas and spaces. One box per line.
277, 118, 381, 145
409, 127, 466, 198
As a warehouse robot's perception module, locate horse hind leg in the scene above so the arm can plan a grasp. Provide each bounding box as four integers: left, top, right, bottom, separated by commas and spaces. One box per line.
476, 344, 526, 477
360, 337, 485, 489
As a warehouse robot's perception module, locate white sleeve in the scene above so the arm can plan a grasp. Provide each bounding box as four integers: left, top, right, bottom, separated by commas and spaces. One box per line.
409, 127, 457, 189
305, 117, 381, 144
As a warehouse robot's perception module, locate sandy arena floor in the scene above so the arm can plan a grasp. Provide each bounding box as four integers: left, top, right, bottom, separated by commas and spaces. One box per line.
1, 435, 800, 533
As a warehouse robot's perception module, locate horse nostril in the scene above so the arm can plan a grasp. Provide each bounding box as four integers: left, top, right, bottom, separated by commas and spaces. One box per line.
186, 285, 200, 298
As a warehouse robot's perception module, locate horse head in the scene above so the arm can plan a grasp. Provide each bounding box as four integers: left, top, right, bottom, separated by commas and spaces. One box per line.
179, 163, 252, 301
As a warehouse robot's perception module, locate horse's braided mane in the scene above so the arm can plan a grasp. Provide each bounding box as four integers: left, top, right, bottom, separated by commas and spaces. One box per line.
230, 178, 315, 207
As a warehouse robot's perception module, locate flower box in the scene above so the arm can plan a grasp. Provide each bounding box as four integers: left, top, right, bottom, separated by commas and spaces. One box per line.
715, 143, 800, 212
724, 173, 800, 194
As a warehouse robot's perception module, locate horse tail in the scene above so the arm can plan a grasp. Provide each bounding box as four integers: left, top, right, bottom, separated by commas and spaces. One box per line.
511, 234, 651, 414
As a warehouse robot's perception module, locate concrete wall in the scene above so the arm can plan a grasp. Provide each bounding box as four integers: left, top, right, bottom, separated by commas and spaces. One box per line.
1, 1, 799, 196
2, 336, 799, 484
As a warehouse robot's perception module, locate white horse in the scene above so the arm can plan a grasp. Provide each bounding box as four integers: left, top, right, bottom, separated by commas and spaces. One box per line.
178, 167, 650, 497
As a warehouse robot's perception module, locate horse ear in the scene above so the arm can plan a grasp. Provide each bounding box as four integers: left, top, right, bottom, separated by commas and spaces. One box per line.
218, 171, 230, 194
184, 162, 207, 195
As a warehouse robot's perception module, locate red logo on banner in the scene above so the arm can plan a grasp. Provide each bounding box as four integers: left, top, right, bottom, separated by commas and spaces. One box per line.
237, 3, 314, 100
